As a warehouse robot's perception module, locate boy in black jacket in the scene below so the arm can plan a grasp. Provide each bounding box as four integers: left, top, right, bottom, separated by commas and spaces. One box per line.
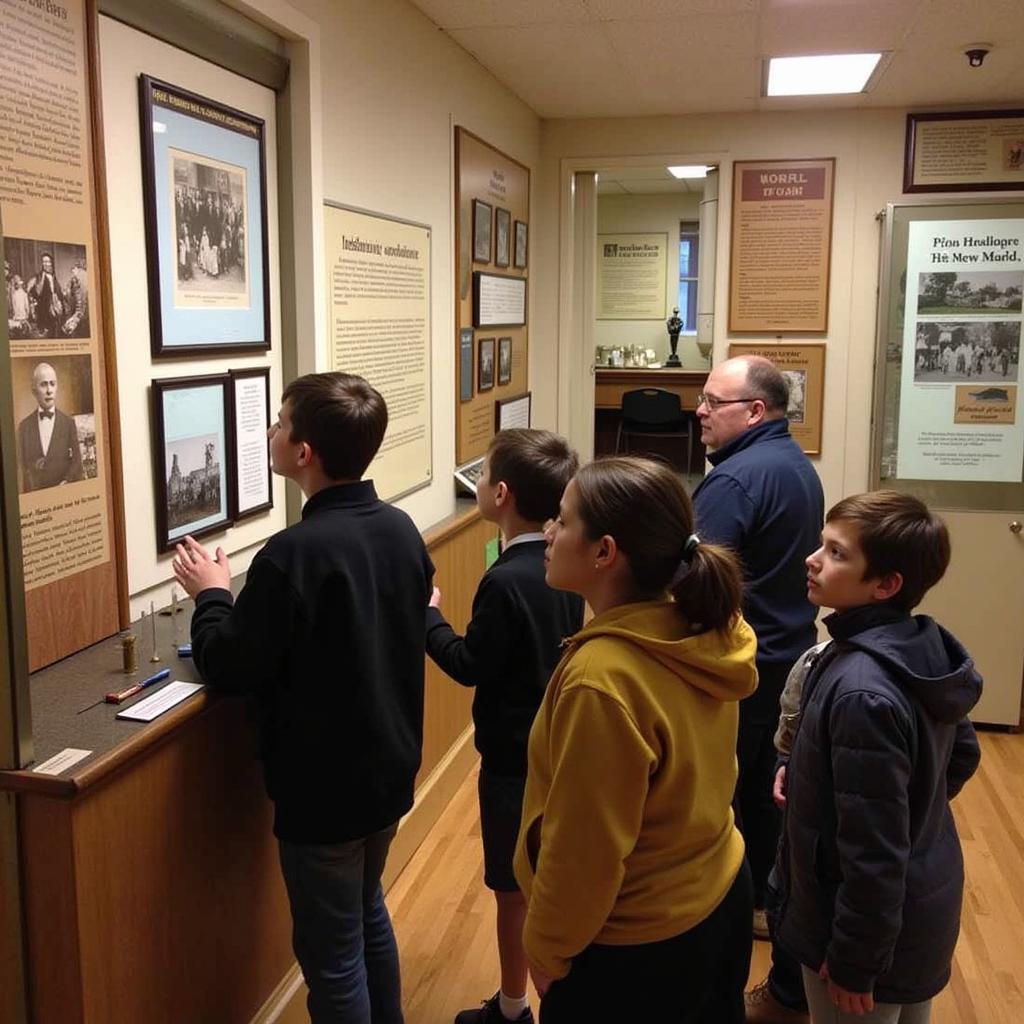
773, 491, 981, 1023
173, 372, 433, 1024
427, 429, 583, 1024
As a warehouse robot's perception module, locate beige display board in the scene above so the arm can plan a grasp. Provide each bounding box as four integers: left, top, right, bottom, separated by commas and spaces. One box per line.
729, 158, 835, 333
596, 233, 667, 319
727, 342, 825, 455
0, 0, 121, 669
905, 110, 1024, 193
324, 202, 432, 502
455, 127, 529, 465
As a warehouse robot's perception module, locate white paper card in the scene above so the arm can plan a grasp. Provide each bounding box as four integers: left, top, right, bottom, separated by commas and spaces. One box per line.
116, 681, 204, 722
33, 747, 92, 775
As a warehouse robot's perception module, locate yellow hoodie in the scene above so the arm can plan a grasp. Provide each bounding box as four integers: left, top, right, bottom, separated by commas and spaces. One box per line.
513, 600, 758, 979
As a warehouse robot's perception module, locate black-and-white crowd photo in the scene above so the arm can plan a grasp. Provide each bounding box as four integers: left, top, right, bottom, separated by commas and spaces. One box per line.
5, 238, 90, 340
913, 320, 1021, 382
171, 152, 248, 299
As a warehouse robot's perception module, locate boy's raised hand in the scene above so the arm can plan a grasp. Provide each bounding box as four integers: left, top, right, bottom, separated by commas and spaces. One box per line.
173, 535, 231, 598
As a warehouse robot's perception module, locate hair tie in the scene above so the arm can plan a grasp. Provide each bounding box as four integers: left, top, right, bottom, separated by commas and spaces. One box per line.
682, 533, 701, 563
669, 534, 701, 588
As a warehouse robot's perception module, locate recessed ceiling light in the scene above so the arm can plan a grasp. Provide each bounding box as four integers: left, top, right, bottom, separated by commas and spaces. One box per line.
667, 165, 710, 179
766, 53, 882, 96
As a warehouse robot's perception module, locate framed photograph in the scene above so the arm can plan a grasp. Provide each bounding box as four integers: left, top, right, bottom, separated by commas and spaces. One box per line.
472, 271, 527, 328
498, 336, 512, 385
514, 220, 528, 269
727, 342, 826, 455
478, 337, 496, 391
139, 75, 270, 357
229, 367, 273, 520
905, 110, 1024, 193
152, 374, 232, 552
472, 198, 492, 263
496, 392, 531, 431
494, 207, 511, 268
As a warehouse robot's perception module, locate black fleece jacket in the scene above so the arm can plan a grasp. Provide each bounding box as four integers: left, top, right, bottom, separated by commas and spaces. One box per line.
190, 480, 434, 844
426, 539, 584, 776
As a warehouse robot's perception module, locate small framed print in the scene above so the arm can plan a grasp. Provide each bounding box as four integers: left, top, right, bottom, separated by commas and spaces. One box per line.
514, 220, 528, 269
472, 199, 492, 263
229, 367, 273, 520
496, 392, 531, 431
478, 337, 495, 391
498, 336, 512, 385
494, 207, 511, 268
727, 342, 826, 455
152, 374, 232, 552
139, 75, 270, 356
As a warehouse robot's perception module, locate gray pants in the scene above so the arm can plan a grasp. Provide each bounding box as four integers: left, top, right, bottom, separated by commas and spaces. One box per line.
801, 967, 932, 1024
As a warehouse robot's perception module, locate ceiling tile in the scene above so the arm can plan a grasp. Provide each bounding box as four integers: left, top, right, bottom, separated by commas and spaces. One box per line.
409, 0, 589, 30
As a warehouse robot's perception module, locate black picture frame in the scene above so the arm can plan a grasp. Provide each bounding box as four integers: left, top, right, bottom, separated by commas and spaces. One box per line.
228, 367, 273, 521
472, 199, 492, 263
139, 74, 271, 357
498, 336, 512, 385
495, 391, 532, 431
494, 207, 511, 268
514, 220, 528, 269
478, 337, 495, 391
472, 271, 527, 328
152, 374, 232, 553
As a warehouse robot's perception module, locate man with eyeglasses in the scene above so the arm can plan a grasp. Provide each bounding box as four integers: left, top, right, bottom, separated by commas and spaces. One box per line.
692, 355, 822, 1024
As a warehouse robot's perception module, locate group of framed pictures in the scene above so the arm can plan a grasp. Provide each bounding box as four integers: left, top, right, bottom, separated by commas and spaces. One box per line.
151, 368, 272, 553
139, 74, 270, 357
476, 336, 513, 391
472, 198, 528, 269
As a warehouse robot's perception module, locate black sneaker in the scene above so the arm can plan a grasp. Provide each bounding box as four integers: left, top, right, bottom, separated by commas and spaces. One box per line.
454, 991, 534, 1024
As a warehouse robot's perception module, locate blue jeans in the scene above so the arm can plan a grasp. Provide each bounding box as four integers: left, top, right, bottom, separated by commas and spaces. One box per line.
278, 824, 403, 1024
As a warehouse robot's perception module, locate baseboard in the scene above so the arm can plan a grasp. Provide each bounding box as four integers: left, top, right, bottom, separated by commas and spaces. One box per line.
249, 726, 478, 1024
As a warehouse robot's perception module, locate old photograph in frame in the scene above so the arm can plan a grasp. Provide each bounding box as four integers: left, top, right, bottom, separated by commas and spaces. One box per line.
494, 207, 511, 268
472, 198, 492, 263
905, 110, 1024, 193
229, 367, 273, 521
498, 336, 512, 385
727, 342, 826, 455
139, 75, 270, 356
152, 374, 232, 552
514, 220, 528, 269
478, 337, 495, 391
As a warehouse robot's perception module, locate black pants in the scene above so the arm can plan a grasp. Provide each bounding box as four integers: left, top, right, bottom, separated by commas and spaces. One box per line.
539, 860, 753, 1023
734, 660, 790, 906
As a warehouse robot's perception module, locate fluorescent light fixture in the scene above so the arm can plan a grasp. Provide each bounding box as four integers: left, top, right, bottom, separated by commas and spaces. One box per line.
766, 53, 882, 96
667, 165, 710, 179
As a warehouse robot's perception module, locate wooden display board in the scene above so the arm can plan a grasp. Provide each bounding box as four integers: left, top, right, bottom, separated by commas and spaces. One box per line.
455, 128, 529, 465
0, 0, 123, 670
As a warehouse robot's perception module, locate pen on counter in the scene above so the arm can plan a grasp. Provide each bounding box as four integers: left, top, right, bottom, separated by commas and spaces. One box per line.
104, 667, 170, 705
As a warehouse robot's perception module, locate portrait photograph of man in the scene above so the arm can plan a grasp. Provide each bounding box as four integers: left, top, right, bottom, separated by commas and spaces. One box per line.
14, 355, 96, 494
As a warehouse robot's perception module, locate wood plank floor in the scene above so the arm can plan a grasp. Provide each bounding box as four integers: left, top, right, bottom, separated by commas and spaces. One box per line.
386, 728, 1023, 1024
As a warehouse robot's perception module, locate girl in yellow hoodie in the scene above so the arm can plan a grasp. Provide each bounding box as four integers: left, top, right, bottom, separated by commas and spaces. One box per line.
513, 456, 758, 1022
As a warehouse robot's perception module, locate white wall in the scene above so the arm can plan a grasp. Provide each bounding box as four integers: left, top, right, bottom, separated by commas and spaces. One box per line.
533, 108, 908, 511
275, 0, 542, 531
99, 0, 541, 615
596, 191, 701, 363
100, 17, 287, 618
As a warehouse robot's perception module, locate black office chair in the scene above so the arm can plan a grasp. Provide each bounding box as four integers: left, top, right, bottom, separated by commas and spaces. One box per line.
614, 388, 693, 473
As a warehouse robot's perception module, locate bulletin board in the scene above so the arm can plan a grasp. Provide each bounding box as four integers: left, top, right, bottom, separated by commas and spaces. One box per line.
454, 127, 530, 465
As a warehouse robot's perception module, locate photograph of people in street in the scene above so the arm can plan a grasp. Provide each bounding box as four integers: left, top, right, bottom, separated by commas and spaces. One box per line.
913, 320, 1020, 382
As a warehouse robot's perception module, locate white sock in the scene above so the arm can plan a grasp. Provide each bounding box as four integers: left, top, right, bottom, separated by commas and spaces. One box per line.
499, 990, 529, 1019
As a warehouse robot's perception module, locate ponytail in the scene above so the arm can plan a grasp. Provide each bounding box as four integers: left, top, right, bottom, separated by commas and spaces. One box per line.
669, 540, 743, 632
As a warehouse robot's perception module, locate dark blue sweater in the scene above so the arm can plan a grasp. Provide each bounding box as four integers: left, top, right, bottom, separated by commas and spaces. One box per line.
776, 604, 982, 1003
693, 418, 823, 667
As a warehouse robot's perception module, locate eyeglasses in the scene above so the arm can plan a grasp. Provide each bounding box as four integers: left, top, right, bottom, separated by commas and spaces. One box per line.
696, 393, 758, 410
